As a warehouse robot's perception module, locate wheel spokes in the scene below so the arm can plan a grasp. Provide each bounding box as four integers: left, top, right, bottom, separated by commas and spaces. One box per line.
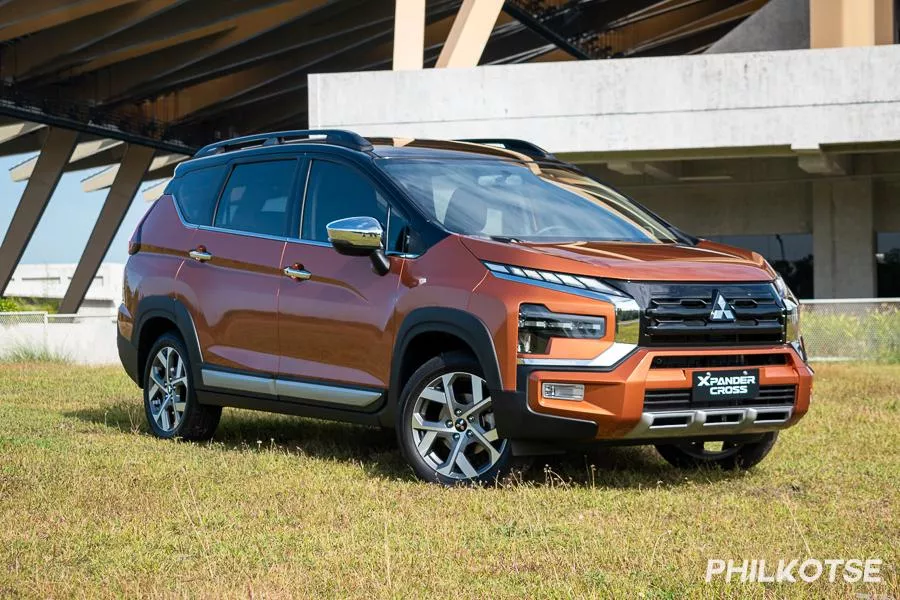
461, 396, 491, 420
147, 345, 188, 434
469, 426, 502, 463
416, 430, 439, 454
411, 414, 452, 434
171, 355, 187, 388
437, 436, 468, 477
440, 374, 460, 413
411, 371, 507, 481
454, 450, 478, 479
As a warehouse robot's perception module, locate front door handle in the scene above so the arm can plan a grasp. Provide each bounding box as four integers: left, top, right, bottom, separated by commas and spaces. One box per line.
284, 265, 311, 281
189, 247, 212, 262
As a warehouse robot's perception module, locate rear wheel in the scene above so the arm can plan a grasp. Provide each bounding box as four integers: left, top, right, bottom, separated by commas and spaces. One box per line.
397, 352, 511, 485
655, 432, 778, 470
143, 332, 221, 441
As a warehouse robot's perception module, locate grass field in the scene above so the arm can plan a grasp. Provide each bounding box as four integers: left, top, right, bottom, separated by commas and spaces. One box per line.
0, 362, 897, 599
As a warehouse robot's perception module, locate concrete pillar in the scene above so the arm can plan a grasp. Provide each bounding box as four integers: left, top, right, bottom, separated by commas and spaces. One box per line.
0, 127, 78, 295
810, 0, 894, 48
393, 0, 425, 70
435, 0, 504, 68
707, 0, 810, 53
812, 179, 876, 298
59, 144, 154, 314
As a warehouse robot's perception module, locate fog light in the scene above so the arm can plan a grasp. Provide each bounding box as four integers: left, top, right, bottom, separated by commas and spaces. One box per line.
542, 383, 585, 401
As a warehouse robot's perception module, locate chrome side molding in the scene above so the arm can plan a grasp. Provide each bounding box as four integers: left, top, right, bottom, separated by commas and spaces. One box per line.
201, 369, 381, 408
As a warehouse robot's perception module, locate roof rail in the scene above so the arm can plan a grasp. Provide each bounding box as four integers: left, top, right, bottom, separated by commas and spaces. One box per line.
193, 129, 373, 158
457, 138, 556, 160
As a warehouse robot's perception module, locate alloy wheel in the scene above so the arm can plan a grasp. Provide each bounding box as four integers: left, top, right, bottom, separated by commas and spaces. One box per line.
410, 371, 507, 481
147, 346, 188, 433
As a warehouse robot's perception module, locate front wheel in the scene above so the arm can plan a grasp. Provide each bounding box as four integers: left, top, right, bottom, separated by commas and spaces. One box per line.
143, 332, 221, 441
655, 432, 778, 470
397, 352, 511, 485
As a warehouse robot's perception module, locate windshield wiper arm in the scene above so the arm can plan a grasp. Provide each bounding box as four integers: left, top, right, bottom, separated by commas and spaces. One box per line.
489, 236, 523, 243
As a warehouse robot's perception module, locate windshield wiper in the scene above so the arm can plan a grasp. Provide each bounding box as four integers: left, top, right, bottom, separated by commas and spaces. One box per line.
489, 236, 523, 243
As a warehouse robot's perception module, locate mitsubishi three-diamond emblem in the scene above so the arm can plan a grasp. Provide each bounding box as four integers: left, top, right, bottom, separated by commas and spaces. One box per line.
709, 292, 735, 322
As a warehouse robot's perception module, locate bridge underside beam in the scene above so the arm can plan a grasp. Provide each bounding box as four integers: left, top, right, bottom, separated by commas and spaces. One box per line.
59, 144, 155, 314
0, 127, 78, 295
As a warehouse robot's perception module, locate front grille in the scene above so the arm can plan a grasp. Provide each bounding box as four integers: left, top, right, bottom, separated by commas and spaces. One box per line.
644, 385, 796, 411
650, 354, 789, 369
626, 283, 786, 347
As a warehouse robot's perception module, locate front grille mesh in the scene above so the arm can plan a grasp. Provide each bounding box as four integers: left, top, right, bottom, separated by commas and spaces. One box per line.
644, 385, 796, 411
649, 354, 789, 369
639, 284, 785, 347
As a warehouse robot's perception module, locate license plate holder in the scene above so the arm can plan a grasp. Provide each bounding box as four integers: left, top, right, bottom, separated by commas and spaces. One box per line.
692, 368, 760, 402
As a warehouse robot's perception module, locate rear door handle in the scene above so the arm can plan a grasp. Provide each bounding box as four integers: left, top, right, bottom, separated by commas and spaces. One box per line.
189, 247, 212, 262
284, 265, 311, 281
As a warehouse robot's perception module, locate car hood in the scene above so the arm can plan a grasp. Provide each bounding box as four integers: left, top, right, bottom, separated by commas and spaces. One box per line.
460, 237, 776, 282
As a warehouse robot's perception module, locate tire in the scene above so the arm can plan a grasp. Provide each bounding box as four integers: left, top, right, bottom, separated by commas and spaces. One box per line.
655, 432, 778, 470
143, 332, 221, 441
396, 351, 512, 485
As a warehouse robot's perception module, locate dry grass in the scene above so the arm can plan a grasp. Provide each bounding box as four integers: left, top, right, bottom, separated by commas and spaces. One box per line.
0, 362, 897, 599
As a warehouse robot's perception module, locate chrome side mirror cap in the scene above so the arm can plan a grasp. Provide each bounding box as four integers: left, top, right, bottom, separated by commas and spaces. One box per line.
326, 216, 383, 256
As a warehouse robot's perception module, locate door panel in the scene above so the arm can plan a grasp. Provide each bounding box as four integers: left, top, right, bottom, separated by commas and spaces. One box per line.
277, 242, 402, 389
178, 229, 285, 375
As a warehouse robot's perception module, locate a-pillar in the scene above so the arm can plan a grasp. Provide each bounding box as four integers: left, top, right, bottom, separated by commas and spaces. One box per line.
812, 179, 876, 298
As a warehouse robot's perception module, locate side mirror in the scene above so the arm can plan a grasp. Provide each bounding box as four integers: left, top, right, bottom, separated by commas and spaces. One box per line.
326, 216, 390, 275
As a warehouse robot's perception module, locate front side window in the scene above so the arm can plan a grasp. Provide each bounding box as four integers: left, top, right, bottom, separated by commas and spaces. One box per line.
378, 159, 680, 243
214, 160, 297, 236
302, 160, 388, 242
168, 165, 227, 226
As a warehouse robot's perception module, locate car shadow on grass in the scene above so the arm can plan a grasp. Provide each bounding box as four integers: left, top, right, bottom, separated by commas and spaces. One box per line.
68, 400, 741, 490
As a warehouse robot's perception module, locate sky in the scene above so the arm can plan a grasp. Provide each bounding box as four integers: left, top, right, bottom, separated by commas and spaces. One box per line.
0, 154, 160, 265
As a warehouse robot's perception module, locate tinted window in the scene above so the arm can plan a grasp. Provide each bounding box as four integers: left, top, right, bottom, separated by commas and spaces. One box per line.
302, 160, 387, 242
169, 165, 227, 225
387, 207, 411, 253
214, 160, 297, 236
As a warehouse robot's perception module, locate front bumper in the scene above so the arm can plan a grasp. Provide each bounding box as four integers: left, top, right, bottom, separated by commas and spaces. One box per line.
494, 346, 813, 443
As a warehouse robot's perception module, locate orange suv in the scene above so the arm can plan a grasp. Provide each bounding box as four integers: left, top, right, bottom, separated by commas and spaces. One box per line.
118, 130, 813, 485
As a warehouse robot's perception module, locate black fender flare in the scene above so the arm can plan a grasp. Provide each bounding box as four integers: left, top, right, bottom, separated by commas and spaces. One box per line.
386, 307, 503, 425
133, 296, 204, 388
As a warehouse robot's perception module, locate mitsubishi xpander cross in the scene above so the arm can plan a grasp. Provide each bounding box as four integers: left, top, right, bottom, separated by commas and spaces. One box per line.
118, 130, 813, 485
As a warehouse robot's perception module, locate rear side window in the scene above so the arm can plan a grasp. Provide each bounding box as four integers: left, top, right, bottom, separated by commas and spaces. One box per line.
214, 160, 297, 237
169, 165, 227, 225
302, 160, 388, 242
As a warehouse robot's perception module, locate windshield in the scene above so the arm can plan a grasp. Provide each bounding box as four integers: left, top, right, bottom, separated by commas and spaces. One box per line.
378, 158, 680, 243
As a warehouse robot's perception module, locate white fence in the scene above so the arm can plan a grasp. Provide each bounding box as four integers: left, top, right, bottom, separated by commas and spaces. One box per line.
1, 299, 899, 366
0, 311, 119, 365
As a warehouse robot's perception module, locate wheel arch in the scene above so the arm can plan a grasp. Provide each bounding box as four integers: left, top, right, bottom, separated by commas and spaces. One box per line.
387, 308, 503, 424
133, 296, 203, 388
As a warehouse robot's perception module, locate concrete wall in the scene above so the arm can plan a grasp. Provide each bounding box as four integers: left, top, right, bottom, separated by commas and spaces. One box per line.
4, 263, 123, 315
0, 316, 119, 365
310, 45, 900, 157
628, 181, 813, 236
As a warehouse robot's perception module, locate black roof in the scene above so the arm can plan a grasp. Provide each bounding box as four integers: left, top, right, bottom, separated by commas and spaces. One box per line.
178, 130, 561, 175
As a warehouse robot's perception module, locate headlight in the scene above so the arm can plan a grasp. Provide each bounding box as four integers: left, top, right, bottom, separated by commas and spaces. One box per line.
518, 304, 605, 354
484, 262, 641, 347
773, 273, 806, 360
773, 274, 800, 341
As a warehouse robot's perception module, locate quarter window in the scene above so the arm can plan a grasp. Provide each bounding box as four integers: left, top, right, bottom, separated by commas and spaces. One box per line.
167, 165, 227, 226
214, 160, 297, 236
302, 160, 388, 242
